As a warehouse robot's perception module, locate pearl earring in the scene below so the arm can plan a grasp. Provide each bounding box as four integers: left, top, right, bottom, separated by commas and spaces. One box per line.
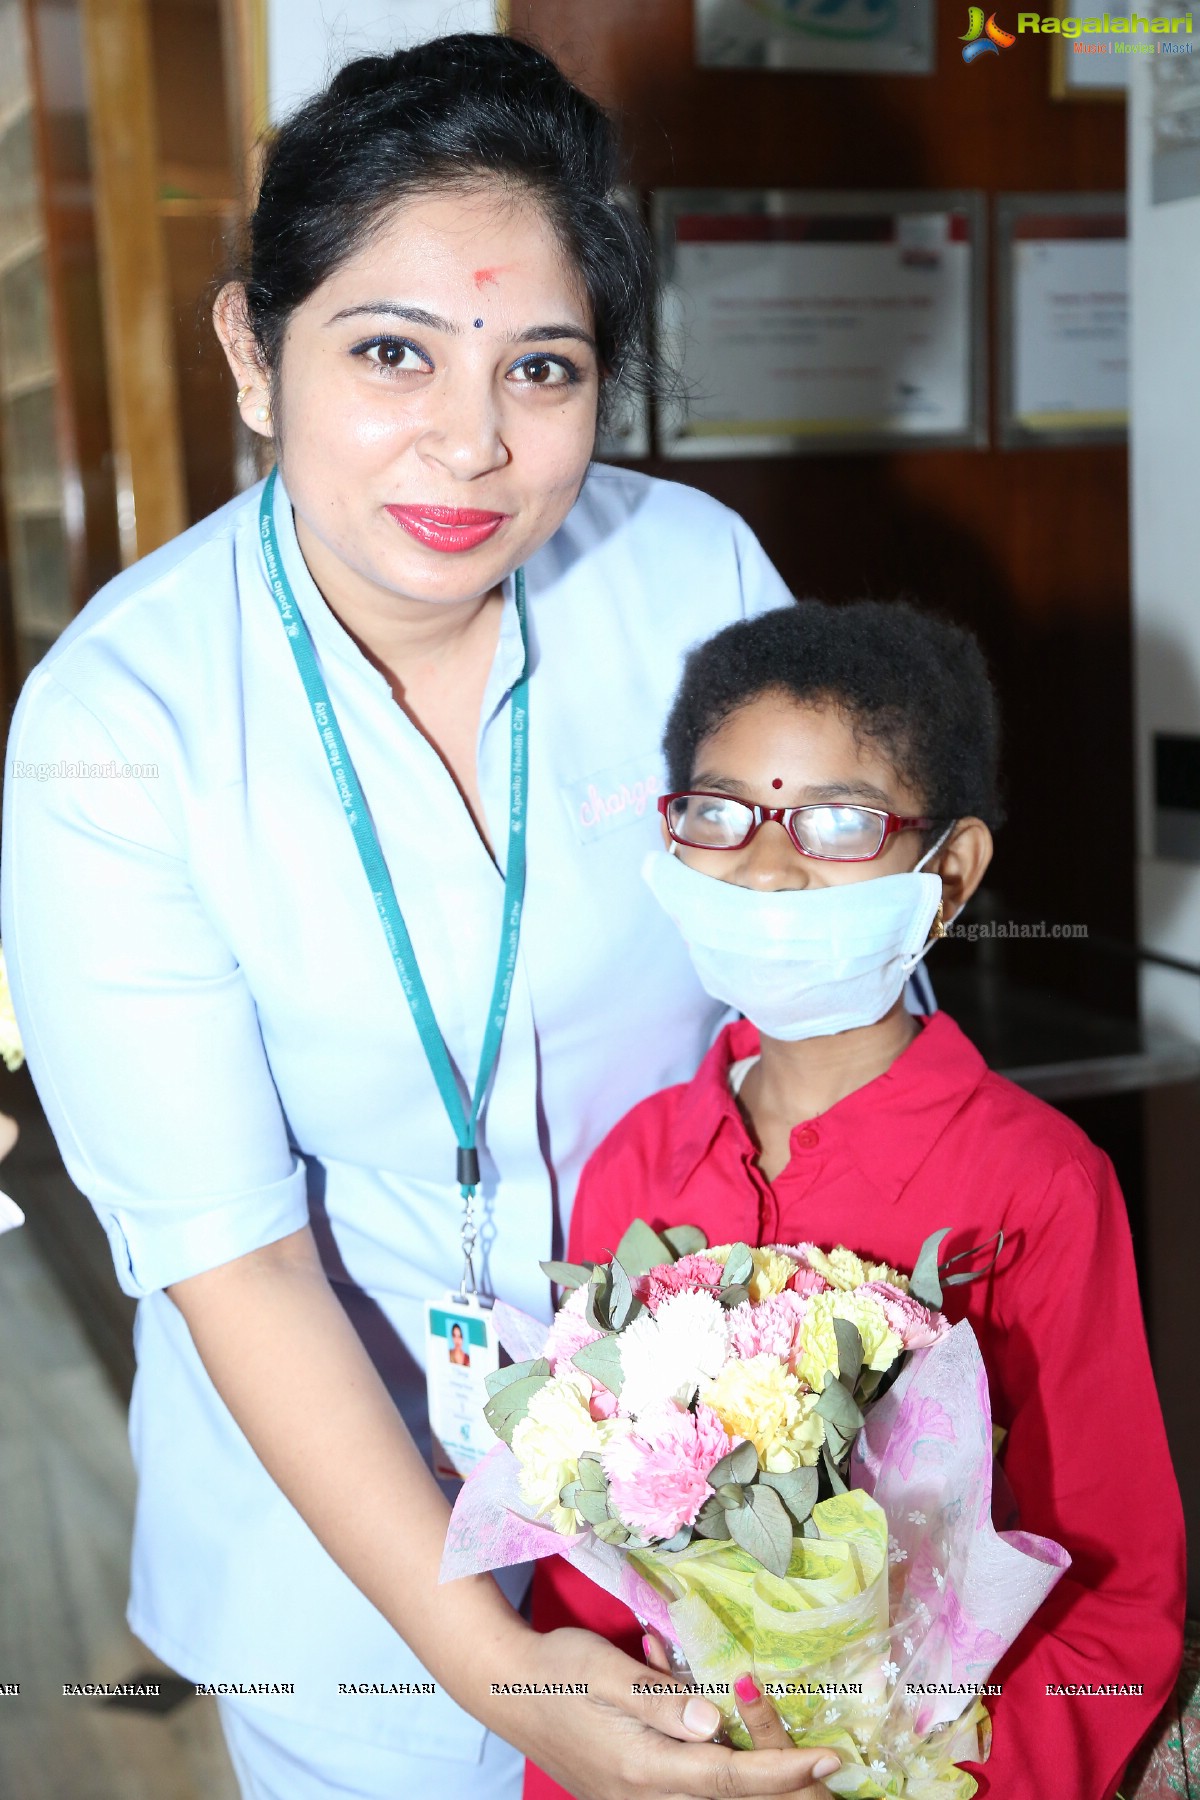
255, 404, 270, 423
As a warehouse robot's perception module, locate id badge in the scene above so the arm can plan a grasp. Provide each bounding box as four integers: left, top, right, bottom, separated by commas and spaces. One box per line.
424, 1293, 502, 1480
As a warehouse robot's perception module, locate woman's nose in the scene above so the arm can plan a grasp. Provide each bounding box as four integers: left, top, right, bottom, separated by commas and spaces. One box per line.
731, 818, 809, 891
416, 372, 511, 479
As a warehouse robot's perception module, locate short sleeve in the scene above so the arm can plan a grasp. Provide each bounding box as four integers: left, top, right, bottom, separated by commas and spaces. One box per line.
729, 513, 794, 622
1, 674, 310, 1297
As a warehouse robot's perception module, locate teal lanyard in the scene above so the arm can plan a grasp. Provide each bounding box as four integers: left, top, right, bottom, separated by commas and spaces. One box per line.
258, 467, 529, 1293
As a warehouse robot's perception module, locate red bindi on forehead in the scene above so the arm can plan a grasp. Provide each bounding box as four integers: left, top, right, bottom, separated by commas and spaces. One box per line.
473, 267, 504, 286
771, 778, 783, 790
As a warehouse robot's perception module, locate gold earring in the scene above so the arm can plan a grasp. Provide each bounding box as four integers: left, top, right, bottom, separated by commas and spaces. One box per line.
236, 383, 252, 406
929, 899, 947, 941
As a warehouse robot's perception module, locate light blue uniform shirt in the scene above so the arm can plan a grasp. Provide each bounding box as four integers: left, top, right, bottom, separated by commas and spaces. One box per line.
1, 464, 790, 1758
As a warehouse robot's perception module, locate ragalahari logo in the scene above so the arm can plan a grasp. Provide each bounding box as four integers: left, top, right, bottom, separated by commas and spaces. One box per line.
962, 8, 1017, 59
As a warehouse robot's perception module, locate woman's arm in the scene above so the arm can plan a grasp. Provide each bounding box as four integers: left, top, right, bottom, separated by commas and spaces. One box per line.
168, 1223, 841, 1800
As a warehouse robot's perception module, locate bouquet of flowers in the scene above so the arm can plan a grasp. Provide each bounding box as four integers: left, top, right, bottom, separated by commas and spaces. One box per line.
440, 1221, 1070, 1798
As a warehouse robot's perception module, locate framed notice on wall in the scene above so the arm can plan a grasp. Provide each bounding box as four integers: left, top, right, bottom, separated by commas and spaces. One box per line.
654, 190, 986, 458
996, 194, 1128, 446
694, 0, 934, 73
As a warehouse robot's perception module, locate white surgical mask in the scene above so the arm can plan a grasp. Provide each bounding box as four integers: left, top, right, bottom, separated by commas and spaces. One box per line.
642, 829, 953, 1042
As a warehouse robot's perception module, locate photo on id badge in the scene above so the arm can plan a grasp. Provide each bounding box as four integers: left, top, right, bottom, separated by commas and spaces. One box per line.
425, 1299, 500, 1480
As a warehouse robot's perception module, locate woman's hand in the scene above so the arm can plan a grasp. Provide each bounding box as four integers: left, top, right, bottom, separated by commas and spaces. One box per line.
501, 1628, 840, 1800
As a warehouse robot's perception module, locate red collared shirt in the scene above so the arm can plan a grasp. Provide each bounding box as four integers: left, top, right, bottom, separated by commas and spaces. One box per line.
527, 1012, 1185, 1800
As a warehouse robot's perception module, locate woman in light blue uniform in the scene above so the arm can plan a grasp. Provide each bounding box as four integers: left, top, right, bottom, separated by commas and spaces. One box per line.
0, 36, 841, 1800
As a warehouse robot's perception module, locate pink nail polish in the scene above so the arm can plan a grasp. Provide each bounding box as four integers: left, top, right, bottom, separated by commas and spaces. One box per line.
734, 1672, 761, 1704
641, 1634, 654, 1662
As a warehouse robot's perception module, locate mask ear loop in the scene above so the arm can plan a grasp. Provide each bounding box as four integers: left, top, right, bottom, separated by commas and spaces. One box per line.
901, 820, 959, 973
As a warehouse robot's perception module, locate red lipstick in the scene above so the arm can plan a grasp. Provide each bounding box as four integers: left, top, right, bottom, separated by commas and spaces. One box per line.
385, 504, 507, 553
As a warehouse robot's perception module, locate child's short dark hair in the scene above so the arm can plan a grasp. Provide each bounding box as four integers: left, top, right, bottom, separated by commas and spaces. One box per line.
663, 599, 1005, 828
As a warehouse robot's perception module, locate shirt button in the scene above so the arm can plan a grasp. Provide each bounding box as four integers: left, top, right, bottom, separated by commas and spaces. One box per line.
794, 1126, 819, 1149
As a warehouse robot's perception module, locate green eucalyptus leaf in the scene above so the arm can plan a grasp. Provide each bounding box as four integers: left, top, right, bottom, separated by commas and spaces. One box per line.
909, 1228, 951, 1310
716, 1482, 747, 1511
693, 1495, 732, 1540
760, 1466, 819, 1527
484, 1357, 551, 1400
482, 1373, 552, 1445
655, 1527, 693, 1553
802, 1515, 821, 1538
833, 1318, 864, 1388
608, 1257, 640, 1332
584, 1265, 614, 1332
559, 1480, 582, 1510
722, 1243, 754, 1289
718, 1283, 751, 1310
572, 1486, 611, 1527
822, 1423, 849, 1463
856, 1367, 885, 1404
592, 1516, 631, 1546
614, 1219, 675, 1279
572, 1335, 625, 1399
576, 1453, 607, 1492
821, 1443, 849, 1495
708, 1439, 759, 1488
539, 1260, 595, 1289
662, 1224, 708, 1260
815, 1371, 865, 1437
727, 1484, 793, 1577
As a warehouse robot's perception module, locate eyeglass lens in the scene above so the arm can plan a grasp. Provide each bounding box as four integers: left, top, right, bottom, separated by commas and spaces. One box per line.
665, 795, 887, 860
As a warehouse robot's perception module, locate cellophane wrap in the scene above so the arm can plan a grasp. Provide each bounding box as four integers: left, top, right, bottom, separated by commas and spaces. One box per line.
440, 1310, 1069, 1798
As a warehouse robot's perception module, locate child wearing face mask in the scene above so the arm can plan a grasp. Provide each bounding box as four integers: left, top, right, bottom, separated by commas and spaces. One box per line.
526, 601, 1184, 1800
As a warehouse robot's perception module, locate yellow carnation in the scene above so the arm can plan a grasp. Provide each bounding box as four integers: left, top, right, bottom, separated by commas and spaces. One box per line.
511, 1371, 621, 1534
700, 1354, 826, 1473
863, 1258, 910, 1292
796, 1291, 903, 1392
0, 950, 24, 1074
804, 1246, 868, 1290
747, 1247, 799, 1301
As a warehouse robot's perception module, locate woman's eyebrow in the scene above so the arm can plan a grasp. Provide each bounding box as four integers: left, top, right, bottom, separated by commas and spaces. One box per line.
511, 322, 597, 349
326, 301, 459, 331
324, 302, 595, 349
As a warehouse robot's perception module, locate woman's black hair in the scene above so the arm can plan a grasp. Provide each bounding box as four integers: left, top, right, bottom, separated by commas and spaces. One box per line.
663, 599, 1005, 829
234, 33, 657, 425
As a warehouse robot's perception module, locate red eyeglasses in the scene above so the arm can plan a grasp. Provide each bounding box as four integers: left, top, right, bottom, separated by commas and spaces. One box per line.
659, 792, 939, 863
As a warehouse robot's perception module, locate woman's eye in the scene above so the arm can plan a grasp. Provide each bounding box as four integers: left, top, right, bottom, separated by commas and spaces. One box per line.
354, 338, 430, 374
509, 356, 573, 388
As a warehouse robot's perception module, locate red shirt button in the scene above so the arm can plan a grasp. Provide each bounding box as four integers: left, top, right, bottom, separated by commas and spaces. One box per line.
794, 1125, 819, 1149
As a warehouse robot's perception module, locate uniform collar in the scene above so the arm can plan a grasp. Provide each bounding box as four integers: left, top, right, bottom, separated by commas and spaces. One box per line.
261, 471, 527, 704
670, 1011, 990, 1204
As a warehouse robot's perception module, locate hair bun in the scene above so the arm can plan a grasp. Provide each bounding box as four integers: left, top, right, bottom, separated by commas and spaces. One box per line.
326, 51, 402, 104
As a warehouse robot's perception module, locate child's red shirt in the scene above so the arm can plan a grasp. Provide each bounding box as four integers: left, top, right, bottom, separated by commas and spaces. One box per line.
526, 1012, 1185, 1800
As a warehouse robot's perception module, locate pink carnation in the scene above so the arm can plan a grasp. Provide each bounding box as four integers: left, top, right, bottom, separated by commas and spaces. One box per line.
725, 1289, 810, 1366
638, 1254, 725, 1313
787, 1266, 833, 1299
771, 1243, 834, 1297
544, 1300, 604, 1374
589, 1384, 620, 1421
602, 1402, 736, 1540
859, 1281, 949, 1350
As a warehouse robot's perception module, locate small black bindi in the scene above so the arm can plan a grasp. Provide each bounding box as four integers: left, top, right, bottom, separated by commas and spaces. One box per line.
474, 317, 484, 328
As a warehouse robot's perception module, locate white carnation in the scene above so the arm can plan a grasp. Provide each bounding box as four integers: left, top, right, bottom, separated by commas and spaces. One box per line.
618, 1289, 729, 1417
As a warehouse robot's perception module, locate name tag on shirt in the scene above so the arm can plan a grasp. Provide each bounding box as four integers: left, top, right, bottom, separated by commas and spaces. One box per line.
560, 752, 665, 846
424, 1295, 501, 1480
